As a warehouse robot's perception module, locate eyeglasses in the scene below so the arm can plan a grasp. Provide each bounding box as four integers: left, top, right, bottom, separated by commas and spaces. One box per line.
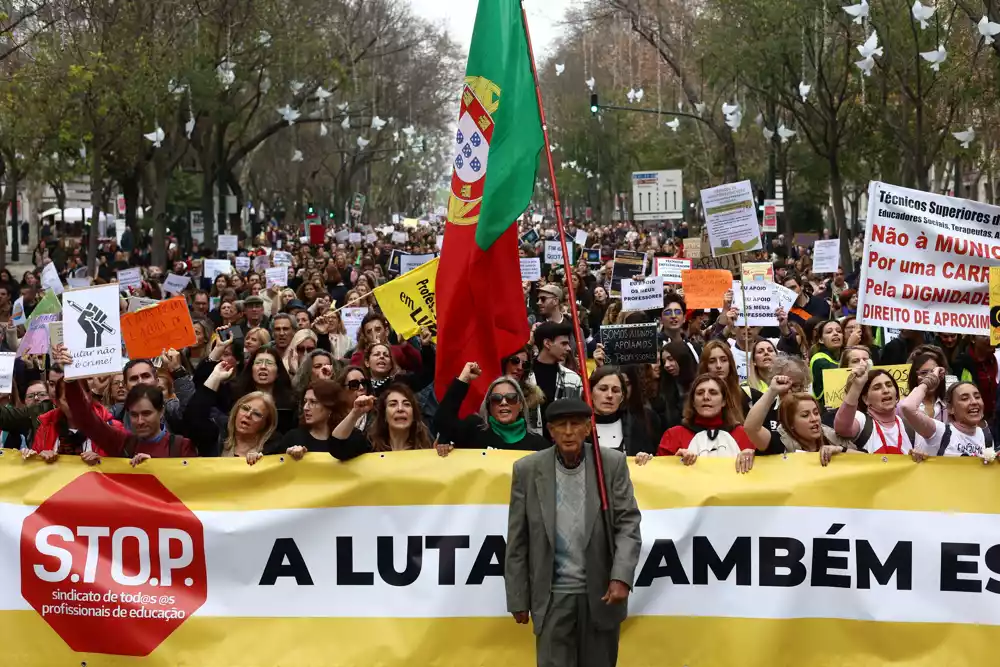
253, 359, 277, 368
111, 380, 126, 388
507, 357, 527, 367
297, 345, 316, 354
346, 379, 370, 391
238, 404, 265, 420
662, 308, 684, 316
489, 392, 521, 405
25, 392, 47, 401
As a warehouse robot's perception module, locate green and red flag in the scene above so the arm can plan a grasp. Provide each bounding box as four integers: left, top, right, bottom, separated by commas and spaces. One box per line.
435, 0, 543, 414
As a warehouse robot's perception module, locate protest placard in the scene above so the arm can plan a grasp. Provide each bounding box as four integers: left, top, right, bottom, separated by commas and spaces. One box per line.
520, 228, 540, 245
823, 364, 911, 409
40, 262, 63, 295
583, 248, 601, 265
731, 279, 777, 327
654, 257, 693, 284
116, 267, 142, 293
253, 255, 271, 272
520, 257, 541, 282
349, 233, 362, 243
574, 230, 588, 246
235, 256, 251, 273
681, 269, 732, 309
600, 323, 659, 364
741, 262, 774, 283
812, 239, 840, 274
203, 259, 232, 282
67, 276, 92, 289
121, 296, 197, 360
272, 251, 293, 266
62, 284, 122, 380
341, 307, 367, 343
392, 231, 407, 244
611, 250, 646, 294
762, 200, 779, 233
436, 235, 444, 250
162, 273, 191, 296
335, 229, 349, 242
265, 267, 288, 289
857, 182, 1000, 335
47, 321, 63, 355
0, 352, 15, 393
127, 296, 160, 313
774, 283, 799, 313
622, 277, 665, 311
400, 253, 435, 275
684, 237, 703, 258
992, 267, 1000, 346
366, 233, 378, 243
544, 240, 573, 265
18, 314, 58, 355
218, 235, 238, 252
700, 180, 762, 256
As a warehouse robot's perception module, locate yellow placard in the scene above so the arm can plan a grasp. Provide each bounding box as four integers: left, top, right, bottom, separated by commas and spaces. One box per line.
822, 364, 911, 408
990, 266, 1000, 346
373, 258, 438, 341
741, 261, 773, 283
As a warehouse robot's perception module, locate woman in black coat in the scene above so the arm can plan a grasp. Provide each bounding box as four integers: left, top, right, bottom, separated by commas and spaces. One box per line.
435, 362, 549, 452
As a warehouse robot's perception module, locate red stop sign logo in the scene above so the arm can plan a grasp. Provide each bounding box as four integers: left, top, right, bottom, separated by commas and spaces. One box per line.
20, 472, 207, 656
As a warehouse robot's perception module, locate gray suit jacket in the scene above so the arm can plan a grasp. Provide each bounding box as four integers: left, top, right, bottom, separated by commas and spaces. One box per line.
505, 446, 642, 635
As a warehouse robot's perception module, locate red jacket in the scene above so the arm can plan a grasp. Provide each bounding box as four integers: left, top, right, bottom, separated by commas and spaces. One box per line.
658, 416, 756, 457
31, 404, 122, 455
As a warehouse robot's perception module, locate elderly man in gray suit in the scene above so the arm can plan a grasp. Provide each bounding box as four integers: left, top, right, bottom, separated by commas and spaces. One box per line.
505, 397, 642, 667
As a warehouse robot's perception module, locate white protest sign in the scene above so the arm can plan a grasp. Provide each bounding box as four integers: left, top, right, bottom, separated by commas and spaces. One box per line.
41, 262, 63, 295
299, 236, 309, 244
520, 257, 541, 282
575, 230, 588, 246
218, 234, 239, 252
349, 233, 362, 243
544, 240, 573, 265
265, 267, 288, 289
116, 267, 142, 293
341, 307, 367, 343
235, 256, 251, 273
436, 235, 445, 250
700, 180, 762, 257
335, 229, 349, 242
812, 239, 840, 274
731, 279, 777, 327
654, 257, 693, 284
127, 296, 160, 313
366, 233, 378, 243
253, 255, 271, 272
11, 297, 25, 327
47, 321, 63, 356
730, 342, 749, 382
857, 181, 1000, 335
62, 284, 123, 380
0, 351, 15, 393
203, 259, 232, 282
400, 253, 435, 275
162, 273, 191, 295
272, 251, 293, 266
392, 231, 407, 244
622, 276, 666, 311
774, 283, 799, 313
67, 276, 92, 289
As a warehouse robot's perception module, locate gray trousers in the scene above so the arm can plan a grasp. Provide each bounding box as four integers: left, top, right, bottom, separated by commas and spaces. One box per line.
536, 592, 620, 667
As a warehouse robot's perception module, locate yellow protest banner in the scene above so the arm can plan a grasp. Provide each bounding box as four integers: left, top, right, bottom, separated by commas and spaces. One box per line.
4, 453, 1000, 667
373, 257, 438, 340
990, 266, 1000, 346
823, 364, 911, 408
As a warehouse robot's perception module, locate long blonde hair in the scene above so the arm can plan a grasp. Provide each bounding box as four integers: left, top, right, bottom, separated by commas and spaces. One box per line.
283, 329, 318, 374
223, 391, 278, 457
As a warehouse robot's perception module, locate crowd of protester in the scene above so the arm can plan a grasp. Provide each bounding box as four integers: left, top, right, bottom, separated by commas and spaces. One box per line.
2, 220, 995, 473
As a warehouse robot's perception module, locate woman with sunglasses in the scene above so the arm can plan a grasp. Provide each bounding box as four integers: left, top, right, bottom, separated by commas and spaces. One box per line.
283, 329, 318, 375
337, 365, 372, 430
435, 362, 548, 452
330, 383, 434, 459
266, 379, 346, 458
501, 346, 545, 435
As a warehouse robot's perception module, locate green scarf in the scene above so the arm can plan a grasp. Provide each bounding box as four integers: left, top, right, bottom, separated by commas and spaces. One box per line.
488, 416, 527, 445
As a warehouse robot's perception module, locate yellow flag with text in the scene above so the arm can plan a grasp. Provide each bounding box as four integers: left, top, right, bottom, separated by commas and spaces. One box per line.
374, 258, 438, 341
990, 266, 1000, 346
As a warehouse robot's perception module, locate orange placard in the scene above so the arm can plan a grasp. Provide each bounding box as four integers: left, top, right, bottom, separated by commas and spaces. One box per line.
681, 269, 733, 309
121, 296, 197, 360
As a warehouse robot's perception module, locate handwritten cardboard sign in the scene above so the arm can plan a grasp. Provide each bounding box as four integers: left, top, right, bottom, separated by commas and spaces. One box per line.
600, 323, 659, 365
120, 296, 196, 360
681, 269, 733, 309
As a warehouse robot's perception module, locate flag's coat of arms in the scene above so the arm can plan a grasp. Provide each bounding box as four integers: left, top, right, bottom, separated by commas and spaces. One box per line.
448, 76, 499, 226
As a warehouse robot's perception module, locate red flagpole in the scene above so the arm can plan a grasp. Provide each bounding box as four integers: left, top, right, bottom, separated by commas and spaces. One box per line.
519, 1, 608, 512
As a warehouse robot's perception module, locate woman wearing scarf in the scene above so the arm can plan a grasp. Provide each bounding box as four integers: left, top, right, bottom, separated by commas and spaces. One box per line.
364, 331, 435, 397
588, 365, 658, 455
635, 374, 756, 473
435, 362, 548, 451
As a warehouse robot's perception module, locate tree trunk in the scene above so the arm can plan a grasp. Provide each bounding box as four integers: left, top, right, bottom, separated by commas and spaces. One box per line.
122, 172, 140, 234
200, 165, 215, 248
88, 143, 102, 277
149, 154, 170, 268
828, 153, 853, 272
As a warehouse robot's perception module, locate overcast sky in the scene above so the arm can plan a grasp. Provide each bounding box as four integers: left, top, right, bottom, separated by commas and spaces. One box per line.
410, 0, 574, 59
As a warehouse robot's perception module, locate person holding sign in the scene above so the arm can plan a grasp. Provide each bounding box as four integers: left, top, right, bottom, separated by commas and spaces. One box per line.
635, 374, 756, 473
55, 345, 199, 462
833, 366, 913, 455
808, 320, 844, 408
434, 362, 548, 452
902, 368, 993, 459
743, 375, 858, 463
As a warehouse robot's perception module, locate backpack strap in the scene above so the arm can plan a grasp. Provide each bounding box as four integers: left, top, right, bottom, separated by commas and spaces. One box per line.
853, 414, 874, 449
984, 426, 994, 452
936, 426, 952, 457
168, 434, 179, 458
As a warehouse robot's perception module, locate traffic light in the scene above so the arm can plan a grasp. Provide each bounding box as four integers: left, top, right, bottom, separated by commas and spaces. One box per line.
328, 210, 335, 220
590, 93, 599, 115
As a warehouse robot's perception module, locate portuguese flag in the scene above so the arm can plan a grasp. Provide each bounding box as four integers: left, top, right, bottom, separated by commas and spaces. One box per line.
435, 0, 542, 414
